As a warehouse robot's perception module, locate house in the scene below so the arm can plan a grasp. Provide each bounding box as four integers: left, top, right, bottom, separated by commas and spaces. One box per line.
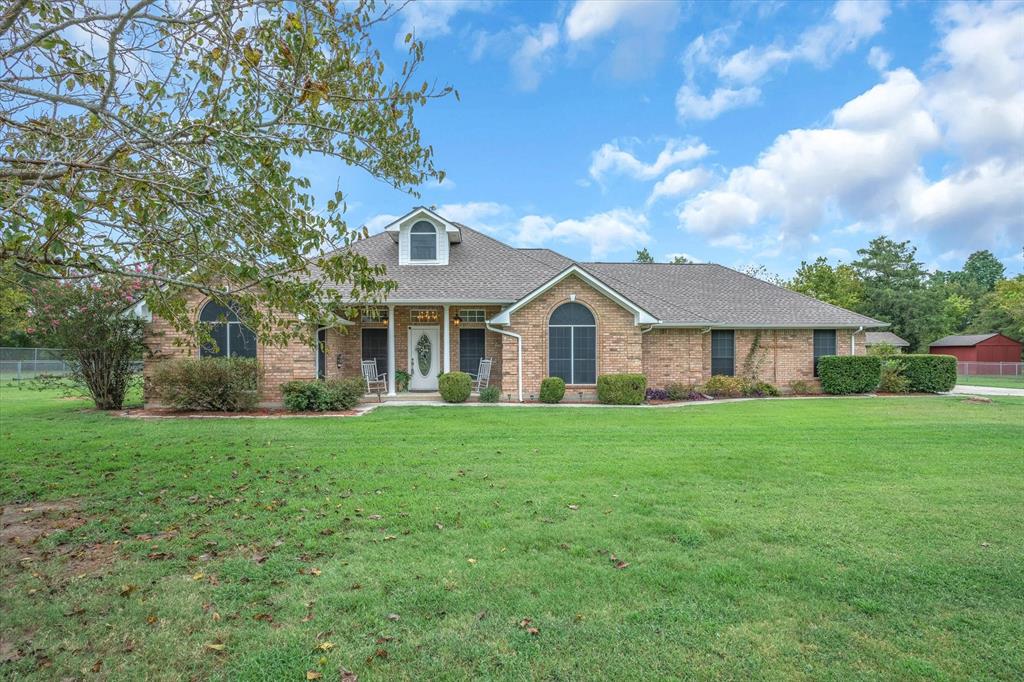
864, 331, 910, 351
142, 207, 887, 404
929, 333, 1022, 366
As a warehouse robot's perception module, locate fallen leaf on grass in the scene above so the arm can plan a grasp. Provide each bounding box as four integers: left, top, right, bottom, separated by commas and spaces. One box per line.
92, 659, 102, 673
253, 613, 273, 623
567, 504, 579, 511
466, 558, 477, 565
204, 643, 226, 652
434, 523, 444, 530
366, 649, 388, 663
340, 668, 358, 681
386, 613, 400, 621
119, 584, 136, 597
368, 514, 383, 520
191, 572, 205, 581
146, 614, 158, 625
306, 671, 322, 680
317, 641, 334, 651
517, 618, 540, 636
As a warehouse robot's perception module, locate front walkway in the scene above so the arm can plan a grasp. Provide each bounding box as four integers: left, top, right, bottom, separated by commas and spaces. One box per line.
947, 385, 1024, 397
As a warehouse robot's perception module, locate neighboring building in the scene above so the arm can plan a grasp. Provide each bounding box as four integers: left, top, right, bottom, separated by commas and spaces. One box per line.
142, 207, 887, 404
928, 333, 1022, 363
864, 331, 910, 351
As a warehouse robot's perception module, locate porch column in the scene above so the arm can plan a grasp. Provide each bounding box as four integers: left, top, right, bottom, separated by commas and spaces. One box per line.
387, 304, 396, 396
443, 304, 451, 373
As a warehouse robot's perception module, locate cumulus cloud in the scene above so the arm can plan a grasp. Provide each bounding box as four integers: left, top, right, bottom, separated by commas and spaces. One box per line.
675, 84, 761, 121
392, 1, 491, 48
647, 168, 714, 205
676, 1, 1024, 256
510, 23, 559, 90
565, 0, 679, 42
512, 209, 650, 259
363, 213, 400, 233
588, 138, 708, 182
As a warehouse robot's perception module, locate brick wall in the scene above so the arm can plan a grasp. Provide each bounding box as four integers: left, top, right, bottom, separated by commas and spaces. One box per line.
503, 274, 642, 400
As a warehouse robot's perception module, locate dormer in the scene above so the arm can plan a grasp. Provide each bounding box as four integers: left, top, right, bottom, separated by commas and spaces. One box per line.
383, 207, 462, 266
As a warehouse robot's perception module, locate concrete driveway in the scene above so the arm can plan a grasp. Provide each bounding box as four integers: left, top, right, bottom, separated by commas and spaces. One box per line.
948, 385, 1024, 397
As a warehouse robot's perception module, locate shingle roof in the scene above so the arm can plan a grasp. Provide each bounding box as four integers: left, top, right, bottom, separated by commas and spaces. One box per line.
929, 333, 999, 347
315, 223, 886, 328
865, 331, 909, 346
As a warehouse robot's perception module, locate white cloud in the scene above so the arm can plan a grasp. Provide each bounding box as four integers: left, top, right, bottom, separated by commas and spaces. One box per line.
588, 138, 709, 182
647, 168, 714, 205
436, 201, 511, 232
675, 1, 1024, 256
867, 46, 891, 72
565, 0, 679, 42
512, 208, 650, 259
511, 23, 559, 91
363, 213, 400, 233
393, 1, 491, 48
665, 252, 703, 263
675, 85, 761, 121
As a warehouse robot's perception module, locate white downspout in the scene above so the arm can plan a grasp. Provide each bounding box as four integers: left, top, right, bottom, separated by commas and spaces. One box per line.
486, 323, 522, 403
851, 326, 863, 355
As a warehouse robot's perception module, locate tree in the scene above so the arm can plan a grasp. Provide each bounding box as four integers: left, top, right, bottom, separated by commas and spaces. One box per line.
669, 254, 691, 264
0, 0, 455, 344
634, 248, 654, 263
0, 262, 32, 345
852, 237, 945, 350
27, 275, 147, 409
740, 264, 785, 286
972, 276, 1024, 349
957, 250, 1005, 293
788, 257, 863, 310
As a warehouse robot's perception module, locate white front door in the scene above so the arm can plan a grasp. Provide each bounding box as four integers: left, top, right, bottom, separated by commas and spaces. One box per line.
408, 326, 440, 391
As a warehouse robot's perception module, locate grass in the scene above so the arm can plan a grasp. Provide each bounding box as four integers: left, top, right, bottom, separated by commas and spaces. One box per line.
1, 387, 1023, 681
957, 375, 1024, 389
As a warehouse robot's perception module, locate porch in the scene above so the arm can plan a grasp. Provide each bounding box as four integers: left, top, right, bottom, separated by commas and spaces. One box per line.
321, 304, 505, 397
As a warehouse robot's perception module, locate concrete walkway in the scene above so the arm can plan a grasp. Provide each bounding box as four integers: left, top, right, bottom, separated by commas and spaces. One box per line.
947, 385, 1024, 397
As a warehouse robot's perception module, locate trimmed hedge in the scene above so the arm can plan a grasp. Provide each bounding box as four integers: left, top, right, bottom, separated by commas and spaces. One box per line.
702, 375, 746, 398
818, 355, 882, 395
597, 373, 647, 405
281, 378, 364, 411
539, 376, 565, 403
438, 371, 472, 403
901, 354, 957, 393
152, 357, 262, 412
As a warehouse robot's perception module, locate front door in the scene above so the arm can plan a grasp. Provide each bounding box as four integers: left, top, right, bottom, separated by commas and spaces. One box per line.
408, 326, 440, 391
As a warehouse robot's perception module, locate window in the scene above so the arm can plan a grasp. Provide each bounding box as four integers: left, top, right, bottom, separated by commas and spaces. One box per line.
362, 328, 388, 375
409, 220, 437, 260
360, 307, 388, 324
458, 309, 486, 323
316, 328, 327, 380
813, 329, 837, 376
199, 300, 256, 358
460, 328, 486, 374
711, 330, 735, 376
548, 302, 596, 384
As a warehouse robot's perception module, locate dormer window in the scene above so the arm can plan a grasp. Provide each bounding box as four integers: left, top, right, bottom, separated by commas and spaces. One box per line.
410, 221, 437, 261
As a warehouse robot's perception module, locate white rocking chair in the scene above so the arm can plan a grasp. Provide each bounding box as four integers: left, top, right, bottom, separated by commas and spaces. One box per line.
468, 358, 493, 393
361, 359, 387, 401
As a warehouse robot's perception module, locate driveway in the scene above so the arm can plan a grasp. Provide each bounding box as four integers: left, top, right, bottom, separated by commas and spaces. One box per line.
948, 385, 1024, 397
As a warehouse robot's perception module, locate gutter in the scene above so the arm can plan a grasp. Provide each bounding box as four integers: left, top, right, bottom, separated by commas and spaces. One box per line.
486, 324, 523, 403
851, 325, 863, 354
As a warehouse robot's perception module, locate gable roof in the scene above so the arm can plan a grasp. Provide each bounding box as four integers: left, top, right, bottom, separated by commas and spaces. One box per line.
865, 331, 909, 346
929, 333, 1002, 347
313, 219, 887, 328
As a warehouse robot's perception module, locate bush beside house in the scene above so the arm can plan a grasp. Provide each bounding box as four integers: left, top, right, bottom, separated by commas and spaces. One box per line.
152, 357, 262, 411
539, 377, 566, 403
818, 356, 882, 395
282, 378, 363, 411
439, 372, 472, 403
597, 374, 647, 405
900, 354, 957, 393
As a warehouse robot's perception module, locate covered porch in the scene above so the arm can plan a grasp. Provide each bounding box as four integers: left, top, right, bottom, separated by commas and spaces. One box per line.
320, 304, 505, 397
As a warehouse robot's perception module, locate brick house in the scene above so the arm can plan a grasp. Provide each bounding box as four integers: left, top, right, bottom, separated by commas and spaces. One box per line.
141, 207, 887, 404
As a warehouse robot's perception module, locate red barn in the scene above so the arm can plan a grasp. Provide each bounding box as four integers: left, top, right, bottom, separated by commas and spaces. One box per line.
929, 333, 1022, 364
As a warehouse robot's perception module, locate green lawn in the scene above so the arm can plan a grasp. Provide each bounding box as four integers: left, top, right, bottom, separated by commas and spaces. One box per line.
2, 388, 1023, 681
957, 375, 1024, 389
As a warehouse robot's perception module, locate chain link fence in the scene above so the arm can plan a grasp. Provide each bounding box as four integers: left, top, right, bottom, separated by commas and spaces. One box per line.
0, 347, 73, 381
956, 361, 1022, 377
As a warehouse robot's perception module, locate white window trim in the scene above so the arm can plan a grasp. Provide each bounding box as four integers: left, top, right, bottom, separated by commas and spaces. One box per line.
458, 308, 486, 323
549, 322, 596, 385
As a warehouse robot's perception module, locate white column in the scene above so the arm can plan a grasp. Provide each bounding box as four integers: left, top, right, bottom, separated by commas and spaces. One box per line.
443, 304, 451, 374
387, 304, 396, 396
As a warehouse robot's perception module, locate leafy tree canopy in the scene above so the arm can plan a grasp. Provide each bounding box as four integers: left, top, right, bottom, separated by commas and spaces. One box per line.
788, 257, 863, 310
0, 0, 455, 345
634, 248, 654, 263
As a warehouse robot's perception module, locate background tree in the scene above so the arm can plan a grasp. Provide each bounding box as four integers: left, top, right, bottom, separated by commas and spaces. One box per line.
26, 275, 147, 409
669, 254, 691, 264
0, 0, 455, 344
634, 248, 654, 263
956, 250, 1006, 293
972, 276, 1024, 354
788, 257, 863, 310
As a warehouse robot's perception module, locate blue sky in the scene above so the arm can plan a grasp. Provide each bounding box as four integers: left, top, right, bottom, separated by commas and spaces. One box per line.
307, 0, 1023, 278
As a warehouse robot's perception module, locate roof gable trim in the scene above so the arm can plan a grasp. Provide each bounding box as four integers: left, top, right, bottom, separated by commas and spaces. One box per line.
382, 207, 462, 243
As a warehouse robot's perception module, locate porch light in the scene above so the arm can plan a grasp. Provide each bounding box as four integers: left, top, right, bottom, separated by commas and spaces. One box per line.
453, 315, 461, 326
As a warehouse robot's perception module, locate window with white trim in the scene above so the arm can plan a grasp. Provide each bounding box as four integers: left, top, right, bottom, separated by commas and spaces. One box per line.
548, 302, 596, 384
458, 309, 486, 323
409, 220, 437, 260
199, 300, 257, 358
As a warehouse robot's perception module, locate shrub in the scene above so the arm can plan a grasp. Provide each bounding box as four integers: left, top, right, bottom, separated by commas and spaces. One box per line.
282, 378, 363, 411
788, 379, 818, 395
479, 386, 500, 403
867, 342, 901, 357
878, 359, 911, 393
597, 373, 647, 405
702, 375, 746, 398
818, 356, 882, 395
645, 387, 669, 401
395, 369, 411, 392
745, 380, 780, 397
539, 376, 565, 403
900, 354, 957, 393
152, 357, 261, 411
438, 371, 472, 403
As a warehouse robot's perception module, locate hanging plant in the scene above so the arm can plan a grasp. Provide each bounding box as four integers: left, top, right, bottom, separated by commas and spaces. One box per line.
416, 334, 432, 375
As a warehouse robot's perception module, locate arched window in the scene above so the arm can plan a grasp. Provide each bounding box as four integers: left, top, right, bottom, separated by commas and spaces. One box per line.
409, 220, 437, 260
199, 300, 257, 358
548, 302, 596, 384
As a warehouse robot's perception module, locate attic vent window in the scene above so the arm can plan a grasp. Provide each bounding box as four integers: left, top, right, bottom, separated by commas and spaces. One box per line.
410, 221, 437, 261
